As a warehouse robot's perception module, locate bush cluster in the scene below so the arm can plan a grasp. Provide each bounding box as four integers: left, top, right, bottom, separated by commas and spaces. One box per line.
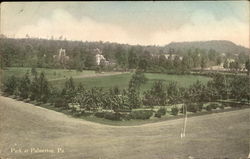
127, 110, 153, 120
171, 106, 179, 116
155, 107, 166, 118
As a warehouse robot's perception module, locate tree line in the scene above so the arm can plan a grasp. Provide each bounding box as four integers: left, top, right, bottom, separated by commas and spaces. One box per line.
1, 70, 249, 120
1, 37, 249, 74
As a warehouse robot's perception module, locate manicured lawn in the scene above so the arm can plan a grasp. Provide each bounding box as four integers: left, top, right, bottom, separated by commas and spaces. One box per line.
50, 73, 132, 90
1, 67, 95, 80
1, 67, 211, 92
143, 73, 210, 90
50, 72, 211, 91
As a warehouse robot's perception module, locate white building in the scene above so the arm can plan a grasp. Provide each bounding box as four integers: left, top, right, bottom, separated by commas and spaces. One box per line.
164, 54, 183, 60
53, 48, 69, 65
95, 54, 106, 65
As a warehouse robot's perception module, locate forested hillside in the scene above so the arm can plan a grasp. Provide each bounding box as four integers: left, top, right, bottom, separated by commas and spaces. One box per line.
165, 40, 250, 55
0, 37, 249, 73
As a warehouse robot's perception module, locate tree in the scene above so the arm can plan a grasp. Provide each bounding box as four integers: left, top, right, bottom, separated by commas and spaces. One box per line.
3, 75, 19, 95
18, 72, 31, 99
181, 55, 192, 72
30, 74, 39, 100
127, 71, 147, 108
230, 76, 250, 102
200, 56, 208, 70
173, 56, 181, 71
208, 49, 217, 62
128, 48, 138, 69
229, 61, 240, 72
143, 80, 167, 106
223, 59, 229, 69
245, 59, 250, 75
115, 46, 128, 68
138, 58, 148, 72
158, 54, 166, 68
216, 56, 222, 65
61, 77, 76, 104
84, 54, 96, 69
37, 72, 50, 102
166, 81, 181, 105
207, 74, 229, 100
31, 67, 37, 76
128, 71, 147, 90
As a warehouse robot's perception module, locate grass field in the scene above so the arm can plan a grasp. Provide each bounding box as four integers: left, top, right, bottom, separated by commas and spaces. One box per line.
49, 72, 211, 91
1, 67, 211, 92
0, 96, 249, 159
1, 67, 96, 80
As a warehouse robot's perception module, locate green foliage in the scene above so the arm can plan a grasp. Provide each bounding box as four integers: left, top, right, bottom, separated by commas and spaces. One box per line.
37, 72, 50, 103
127, 110, 153, 120
18, 72, 31, 99
171, 106, 179, 116
143, 80, 167, 106
187, 80, 208, 103
129, 71, 147, 89
128, 47, 138, 69
166, 81, 182, 104
1, 38, 248, 72
205, 105, 212, 111
186, 103, 202, 113
223, 59, 229, 69
230, 76, 250, 101
245, 59, 250, 75
95, 112, 125, 121
103, 112, 123, 121
54, 97, 68, 108
31, 67, 37, 76
155, 107, 167, 118
2, 75, 19, 95
208, 103, 220, 109
127, 71, 147, 108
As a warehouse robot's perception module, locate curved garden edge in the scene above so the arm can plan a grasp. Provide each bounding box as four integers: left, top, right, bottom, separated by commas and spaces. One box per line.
1, 93, 249, 126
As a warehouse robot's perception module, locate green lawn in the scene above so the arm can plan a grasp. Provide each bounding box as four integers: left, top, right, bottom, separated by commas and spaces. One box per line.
1, 67, 211, 91
50, 72, 211, 91
1, 67, 95, 80
50, 73, 132, 90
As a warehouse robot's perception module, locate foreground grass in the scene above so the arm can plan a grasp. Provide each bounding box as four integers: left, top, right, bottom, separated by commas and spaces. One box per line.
1, 95, 249, 159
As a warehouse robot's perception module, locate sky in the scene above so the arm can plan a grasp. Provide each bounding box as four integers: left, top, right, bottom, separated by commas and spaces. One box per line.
1, 1, 249, 47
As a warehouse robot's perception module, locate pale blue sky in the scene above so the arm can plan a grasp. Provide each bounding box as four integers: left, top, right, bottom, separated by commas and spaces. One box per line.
1, 1, 249, 47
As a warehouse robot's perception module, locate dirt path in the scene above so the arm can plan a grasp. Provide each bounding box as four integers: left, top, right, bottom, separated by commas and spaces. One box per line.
0, 96, 249, 159
48, 72, 129, 81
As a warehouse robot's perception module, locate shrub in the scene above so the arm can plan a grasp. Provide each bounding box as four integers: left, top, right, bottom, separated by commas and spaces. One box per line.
171, 106, 179, 116
154, 113, 162, 118
186, 103, 200, 113
179, 105, 186, 114
155, 107, 166, 118
219, 104, 225, 109
208, 103, 220, 109
73, 111, 84, 117
205, 105, 212, 111
54, 97, 68, 108
143, 81, 167, 106
128, 110, 153, 120
104, 112, 123, 121
158, 107, 166, 116
94, 112, 106, 118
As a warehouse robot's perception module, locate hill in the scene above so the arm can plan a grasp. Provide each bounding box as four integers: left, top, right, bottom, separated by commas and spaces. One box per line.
164, 40, 250, 55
